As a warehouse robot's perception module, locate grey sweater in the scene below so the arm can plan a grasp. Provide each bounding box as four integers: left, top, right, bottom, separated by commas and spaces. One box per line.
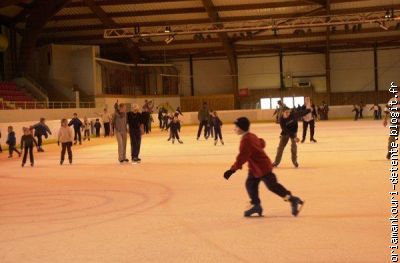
113, 111, 127, 134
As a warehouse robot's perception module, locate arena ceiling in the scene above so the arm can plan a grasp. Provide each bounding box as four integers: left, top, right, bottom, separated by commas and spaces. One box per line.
1, 0, 400, 61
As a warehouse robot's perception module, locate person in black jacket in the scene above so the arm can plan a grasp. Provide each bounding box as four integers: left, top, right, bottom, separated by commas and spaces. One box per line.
31, 118, 52, 152
68, 113, 83, 145
94, 119, 102, 137
6, 126, 21, 158
212, 111, 224, 145
273, 107, 310, 168
0, 129, 3, 153
301, 97, 318, 143
20, 127, 38, 167
127, 104, 145, 164
352, 105, 360, 121
168, 116, 183, 144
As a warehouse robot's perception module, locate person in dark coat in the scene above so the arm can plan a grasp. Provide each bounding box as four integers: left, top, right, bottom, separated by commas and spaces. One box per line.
94, 119, 102, 137
168, 116, 183, 144
68, 113, 83, 145
211, 111, 224, 145
197, 102, 210, 140
223, 117, 304, 217
0, 129, 3, 153
31, 118, 52, 152
6, 126, 21, 158
20, 127, 38, 167
352, 105, 360, 121
273, 107, 311, 168
127, 104, 145, 164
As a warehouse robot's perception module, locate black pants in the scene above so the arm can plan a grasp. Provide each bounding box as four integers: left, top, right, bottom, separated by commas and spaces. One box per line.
214, 127, 223, 140
359, 109, 363, 119
302, 120, 315, 140
8, 145, 20, 156
158, 117, 163, 129
197, 120, 208, 138
95, 128, 100, 137
354, 111, 359, 120
84, 130, 90, 140
130, 130, 142, 159
171, 129, 180, 140
373, 111, 379, 120
61, 142, 72, 162
143, 112, 151, 134
22, 146, 34, 164
36, 135, 43, 148
206, 124, 214, 138
74, 129, 81, 143
104, 122, 110, 136
246, 172, 291, 205
0, 144, 2, 152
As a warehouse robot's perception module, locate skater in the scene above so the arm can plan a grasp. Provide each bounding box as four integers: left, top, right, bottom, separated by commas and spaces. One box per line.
96, 109, 112, 137
378, 104, 383, 120
359, 101, 365, 119
113, 102, 129, 164
58, 119, 73, 165
82, 117, 91, 141
223, 117, 304, 217
20, 127, 38, 167
370, 104, 379, 120
158, 106, 165, 129
273, 107, 310, 168
272, 100, 286, 124
352, 104, 360, 121
197, 102, 210, 140
94, 119, 101, 137
175, 106, 183, 117
211, 111, 224, 145
6, 126, 21, 158
168, 116, 183, 144
31, 118, 52, 152
68, 113, 83, 145
301, 97, 317, 143
126, 104, 145, 164
142, 100, 154, 134
322, 101, 329, 120
206, 110, 214, 139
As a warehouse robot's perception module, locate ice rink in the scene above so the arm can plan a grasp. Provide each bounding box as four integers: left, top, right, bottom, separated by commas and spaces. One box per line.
0, 120, 390, 262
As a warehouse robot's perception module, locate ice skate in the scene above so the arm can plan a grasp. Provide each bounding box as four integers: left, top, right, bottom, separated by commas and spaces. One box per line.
293, 162, 299, 168
221, 140, 224, 145
289, 196, 304, 217
178, 140, 183, 144
310, 138, 317, 143
301, 139, 305, 143
244, 204, 263, 217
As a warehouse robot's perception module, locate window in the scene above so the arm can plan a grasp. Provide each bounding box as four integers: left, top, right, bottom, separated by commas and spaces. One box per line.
260, 98, 271, 109
283, 97, 294, 108
271, 98, 281, 109
294, 96, 305, 108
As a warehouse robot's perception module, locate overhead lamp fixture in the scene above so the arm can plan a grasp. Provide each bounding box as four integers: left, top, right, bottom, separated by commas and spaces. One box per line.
164, 26, 171, 33
165, 35, 175, 44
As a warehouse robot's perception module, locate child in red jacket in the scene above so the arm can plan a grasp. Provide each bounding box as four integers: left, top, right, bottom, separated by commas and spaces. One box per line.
224, 117, 304, 217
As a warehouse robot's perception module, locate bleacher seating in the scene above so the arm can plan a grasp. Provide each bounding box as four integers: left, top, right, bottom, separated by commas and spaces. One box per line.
0, 82, 36, 109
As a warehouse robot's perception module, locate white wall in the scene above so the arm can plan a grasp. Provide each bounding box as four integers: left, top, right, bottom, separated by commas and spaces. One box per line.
193, 59, 232, 95
173, 60, 191, 96
330, 50, 375, 92
378, 48, 400, 91
71, 46, 99, 96
238, 55, 280, 90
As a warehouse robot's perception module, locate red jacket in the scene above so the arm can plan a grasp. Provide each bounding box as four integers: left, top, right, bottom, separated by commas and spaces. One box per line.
231, 132, 273, 178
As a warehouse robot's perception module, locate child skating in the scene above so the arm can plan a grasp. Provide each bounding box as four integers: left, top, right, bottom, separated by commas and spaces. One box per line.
223, 117, 304, 217
82, 117, 91, 141
31, 118, 52, 152
6, 126, 21, 158
58, 119, 74, 165
20, 127, 38, 167
168, 116, 183, 144
68, 113, 83, 145
273, 107, 310, 168
211, 111, 224, 145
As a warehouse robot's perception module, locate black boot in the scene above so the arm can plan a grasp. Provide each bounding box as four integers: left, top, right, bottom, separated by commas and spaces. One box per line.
310, 138, 317, 143
387, 152, 391, 160
244, 204, 263, 217
288, 196, 304, 217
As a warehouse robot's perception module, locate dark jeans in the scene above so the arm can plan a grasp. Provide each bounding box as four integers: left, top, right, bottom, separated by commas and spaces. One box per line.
158, 117, 163, 129
246, 172, 291, 205
302, 120, 315, 140
22, 146, 34, 164
274, 135, 297, 165
36, 135, 43, 148
171, 130, 180, 140
197, 120, 208, 138
74, 129, 81, 143
8, 145, 20, 156
104, 122, 110, 136
214, 127, 223, 140
143, 112, 151, 134
130, 129, 142, 159
95, 128, 100, 137
61, 142, 73, 162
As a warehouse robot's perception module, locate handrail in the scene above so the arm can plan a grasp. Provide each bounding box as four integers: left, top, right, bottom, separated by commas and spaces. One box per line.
0, 100, 98, 110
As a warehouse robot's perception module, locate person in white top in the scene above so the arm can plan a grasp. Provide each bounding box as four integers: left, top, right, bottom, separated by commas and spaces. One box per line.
301, 97, 317, 143
58, 118, 74, 165
96, 109, 112, 137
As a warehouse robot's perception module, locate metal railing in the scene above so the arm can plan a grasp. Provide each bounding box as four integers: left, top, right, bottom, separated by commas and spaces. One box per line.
0, 101, 97, 110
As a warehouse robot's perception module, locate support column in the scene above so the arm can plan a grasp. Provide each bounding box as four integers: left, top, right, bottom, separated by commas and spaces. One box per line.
189, 55, 194, 96
373, 43, 379, 93
279, 49, 284, 91
325, 0, 332, 104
